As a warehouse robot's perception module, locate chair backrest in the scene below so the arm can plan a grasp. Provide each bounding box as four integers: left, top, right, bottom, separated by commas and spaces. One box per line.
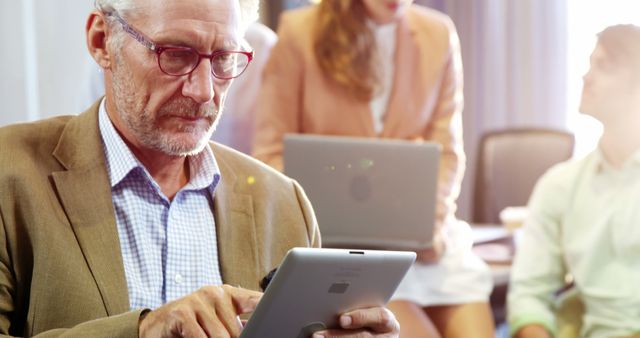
473, 128, 575, 224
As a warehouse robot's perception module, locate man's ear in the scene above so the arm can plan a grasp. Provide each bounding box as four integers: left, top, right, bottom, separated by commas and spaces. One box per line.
86, 11, 112, 69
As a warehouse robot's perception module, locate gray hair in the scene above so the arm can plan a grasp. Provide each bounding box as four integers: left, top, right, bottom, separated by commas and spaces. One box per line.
94, 0, 136, 16
237, 0, 260, 31
95, 0, 259, 36
94, 0, 134, 50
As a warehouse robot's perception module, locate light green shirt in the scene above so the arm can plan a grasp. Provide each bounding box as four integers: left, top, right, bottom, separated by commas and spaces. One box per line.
508, 148, 640, 338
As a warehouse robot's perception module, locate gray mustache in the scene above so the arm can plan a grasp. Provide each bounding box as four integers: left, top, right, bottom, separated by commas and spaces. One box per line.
158, 100, 217, 118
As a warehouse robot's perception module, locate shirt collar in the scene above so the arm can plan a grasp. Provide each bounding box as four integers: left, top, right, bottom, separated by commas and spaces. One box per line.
98, 99, 221, 193
367, 18, 398, 34
593, 145, 640, 174
184, 140, 221, 193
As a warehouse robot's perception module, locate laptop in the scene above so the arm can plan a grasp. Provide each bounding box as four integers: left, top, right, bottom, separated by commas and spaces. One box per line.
284, 134, 441, 250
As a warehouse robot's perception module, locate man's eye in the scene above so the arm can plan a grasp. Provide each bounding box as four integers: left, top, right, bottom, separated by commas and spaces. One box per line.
164, 50, 194, 59
216, 53, 234, 62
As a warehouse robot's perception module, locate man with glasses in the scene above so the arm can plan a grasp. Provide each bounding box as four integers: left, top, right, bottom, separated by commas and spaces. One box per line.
0, 0, 400, 337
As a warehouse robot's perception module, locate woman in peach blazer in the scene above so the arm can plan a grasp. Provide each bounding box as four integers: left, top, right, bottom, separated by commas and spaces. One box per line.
254, 1, 494, 337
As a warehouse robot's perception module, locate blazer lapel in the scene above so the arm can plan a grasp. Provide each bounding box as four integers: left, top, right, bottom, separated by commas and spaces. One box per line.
213, 150, 261, 290
381, 14, 418, 137
51, 102, 129, 315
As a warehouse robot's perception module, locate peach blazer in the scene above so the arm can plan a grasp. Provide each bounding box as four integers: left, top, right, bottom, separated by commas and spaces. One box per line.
253, 5, 466, 224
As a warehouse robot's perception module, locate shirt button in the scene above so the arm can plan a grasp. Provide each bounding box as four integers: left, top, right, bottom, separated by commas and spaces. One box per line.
174, 273, 183, 285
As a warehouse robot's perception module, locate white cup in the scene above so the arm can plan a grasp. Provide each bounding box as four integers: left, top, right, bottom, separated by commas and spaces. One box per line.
499, 206, 529, 231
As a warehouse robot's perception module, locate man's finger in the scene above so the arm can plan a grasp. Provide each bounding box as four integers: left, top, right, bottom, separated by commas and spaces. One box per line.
213, 294, 244, 336
227, 285, 263, 314
178, 313, 209, 338
340, 307, 399, 333
186, 296, 232, 338
312, 328, 368, 338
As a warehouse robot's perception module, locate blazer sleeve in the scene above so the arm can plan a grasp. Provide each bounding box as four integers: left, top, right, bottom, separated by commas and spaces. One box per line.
18, 312, 144, 338
422, 17, 465, 226
0, 198, 144, 338
0, 206, 15, 335
252, 13, 305, 171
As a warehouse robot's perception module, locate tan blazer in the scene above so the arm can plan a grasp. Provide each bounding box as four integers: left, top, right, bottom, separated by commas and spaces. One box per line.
0, 101, 320, 337
253, 5, 466, 224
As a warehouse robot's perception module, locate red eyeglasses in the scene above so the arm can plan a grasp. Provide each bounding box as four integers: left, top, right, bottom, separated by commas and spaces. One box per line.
104, 10, 254, 80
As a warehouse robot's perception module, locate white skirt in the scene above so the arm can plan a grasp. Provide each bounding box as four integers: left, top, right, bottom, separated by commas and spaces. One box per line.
391, 220, 493, 306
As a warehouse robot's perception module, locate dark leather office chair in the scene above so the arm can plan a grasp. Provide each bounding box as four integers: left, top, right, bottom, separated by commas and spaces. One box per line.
473, 128, 575, 224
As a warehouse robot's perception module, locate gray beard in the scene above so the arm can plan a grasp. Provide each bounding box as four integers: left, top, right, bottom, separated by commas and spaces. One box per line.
111, 56, 223, 157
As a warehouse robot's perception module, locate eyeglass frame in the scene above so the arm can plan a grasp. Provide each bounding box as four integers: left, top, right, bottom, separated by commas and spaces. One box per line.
102, 10, 254, 80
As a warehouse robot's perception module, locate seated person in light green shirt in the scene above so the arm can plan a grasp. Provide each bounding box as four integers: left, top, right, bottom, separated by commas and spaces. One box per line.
507, 24, 640, 338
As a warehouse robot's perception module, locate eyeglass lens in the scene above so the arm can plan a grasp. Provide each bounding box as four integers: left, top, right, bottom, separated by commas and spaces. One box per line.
158, 49, 249, 79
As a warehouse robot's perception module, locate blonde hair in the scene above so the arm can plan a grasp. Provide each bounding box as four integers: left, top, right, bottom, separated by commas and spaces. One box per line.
313, 0, 380, 101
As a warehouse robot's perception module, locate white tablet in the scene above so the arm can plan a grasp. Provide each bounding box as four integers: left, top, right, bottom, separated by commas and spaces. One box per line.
240, 247, 416, 338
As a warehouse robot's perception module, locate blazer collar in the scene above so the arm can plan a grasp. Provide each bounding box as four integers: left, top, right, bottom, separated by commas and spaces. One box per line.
51, 99, 130, 315
379, 9, 418, 137
211, 149, 262, 290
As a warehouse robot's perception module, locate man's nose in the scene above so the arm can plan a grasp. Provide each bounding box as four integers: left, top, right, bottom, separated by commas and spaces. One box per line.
582, 67, 594, 83
182, 59, 215, 104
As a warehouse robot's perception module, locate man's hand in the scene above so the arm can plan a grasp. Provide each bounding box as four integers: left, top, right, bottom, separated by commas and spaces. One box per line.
515, 324, 552, 338
139, 285, 262, 338
311, 307, 400, 338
